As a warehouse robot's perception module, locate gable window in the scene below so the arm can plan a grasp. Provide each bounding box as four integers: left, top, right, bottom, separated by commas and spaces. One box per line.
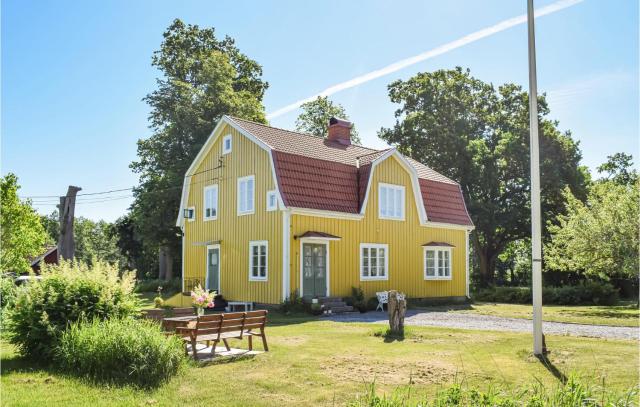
360, 243, 388, 280
249, 241, 268, 281
237, 175, 255, 215
378, 183, 405, 220
266, 190, 278, 211
184, 207, 195, 222
424, 248, 452, 280
222, 134, 232, 154
203, 185, 218, 220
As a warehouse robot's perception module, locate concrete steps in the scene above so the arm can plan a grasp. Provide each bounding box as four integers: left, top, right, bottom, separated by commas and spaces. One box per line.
317, 296, 354, 314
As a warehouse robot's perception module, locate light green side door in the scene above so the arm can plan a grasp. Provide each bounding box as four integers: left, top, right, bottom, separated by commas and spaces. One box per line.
206, 246, 220, 293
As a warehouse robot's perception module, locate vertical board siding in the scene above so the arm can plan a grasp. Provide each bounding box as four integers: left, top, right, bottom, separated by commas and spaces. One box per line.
290, 156, 467, 299
183, 124, 282, 304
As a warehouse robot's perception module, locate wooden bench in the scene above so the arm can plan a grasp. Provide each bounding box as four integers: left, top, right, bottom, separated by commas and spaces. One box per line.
176, 310, 268, 360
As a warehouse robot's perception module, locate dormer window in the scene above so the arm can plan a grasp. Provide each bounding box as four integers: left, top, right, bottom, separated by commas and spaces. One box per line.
222, 134, 232, 154
378, 183, 405, 220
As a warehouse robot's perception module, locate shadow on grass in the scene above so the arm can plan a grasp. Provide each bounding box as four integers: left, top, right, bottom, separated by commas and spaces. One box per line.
0, 353, 55, 376
536, 353, 568, 384
372, 328, 406, 343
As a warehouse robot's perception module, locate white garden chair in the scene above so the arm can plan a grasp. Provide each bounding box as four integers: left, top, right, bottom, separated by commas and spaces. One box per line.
375, 291, 388, 311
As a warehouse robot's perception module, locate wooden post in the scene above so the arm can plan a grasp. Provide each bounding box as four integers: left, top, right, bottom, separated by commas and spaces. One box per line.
388, 290, 407, 336
57, 186, 81, 261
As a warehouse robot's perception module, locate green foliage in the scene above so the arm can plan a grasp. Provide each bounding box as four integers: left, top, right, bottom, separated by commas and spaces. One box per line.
546, 180, 639, 280
154, 296, 165, 308
279, 290, 307, 314
7, 260, 139, 359
56, 318, 186, 388
378, 68, 589, 285
134, 278, 182, 296
597, 152, 638, 186
1, 173, 48, 274
473, 281, 619, 305
295, 96, 362, 144
349, 286, 367, 312
130, 19, 268, 277
348, 375, 637, 406
1, 275, 18, 336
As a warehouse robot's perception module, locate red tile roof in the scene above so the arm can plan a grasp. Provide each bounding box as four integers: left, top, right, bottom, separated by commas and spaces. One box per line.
228, 116, 473, 227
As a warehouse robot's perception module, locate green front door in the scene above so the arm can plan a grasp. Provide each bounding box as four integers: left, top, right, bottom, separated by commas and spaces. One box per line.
206, 246, 220, 293
302, 243, 327, 298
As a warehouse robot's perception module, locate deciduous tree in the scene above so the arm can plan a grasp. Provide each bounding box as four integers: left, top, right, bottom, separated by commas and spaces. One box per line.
379, 68, 589, 286
130, 19, 268, 278
296, 96, 361, 144
1, 174, 48, 273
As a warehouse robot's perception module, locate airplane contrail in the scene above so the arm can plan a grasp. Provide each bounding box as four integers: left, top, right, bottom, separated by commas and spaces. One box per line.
267, 0, 584, 120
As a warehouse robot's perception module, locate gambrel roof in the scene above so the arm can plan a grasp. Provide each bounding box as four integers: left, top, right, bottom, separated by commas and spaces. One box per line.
177, 116, 473, 229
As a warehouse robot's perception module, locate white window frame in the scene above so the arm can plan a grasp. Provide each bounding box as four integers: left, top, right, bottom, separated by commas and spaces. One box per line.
222, 134, 232, 155
378, 183, 405, 221
266, 190, 278, 211
424, 247, 452, 280
360, 243, 389, 281
249, 240, 268, 281
185, 206, 195, 222
203, 184, 218, 221
237, 175, 255, 216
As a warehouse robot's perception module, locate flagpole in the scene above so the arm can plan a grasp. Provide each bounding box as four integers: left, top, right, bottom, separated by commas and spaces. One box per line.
527, 0, 544, 355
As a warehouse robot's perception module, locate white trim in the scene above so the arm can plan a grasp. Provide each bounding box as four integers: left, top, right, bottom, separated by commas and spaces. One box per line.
266, 190, 278, 211
378, 182, 405, 221
185, 206, 195, 222
237, 175, 255, 216
222, 134, 232, 155
289, 207, 364, 220
465, 230, 470, 298
181, 229, 185, 293
359, 243, 389, 281
203, 184, 218, 221
249, 240, 268, 281
205, 244, 221, 293
299, 238, 330, 297
423, 221, 475, 231
282, 210, 291, 301
359, 150, 428, 225
423, 247, 453, 280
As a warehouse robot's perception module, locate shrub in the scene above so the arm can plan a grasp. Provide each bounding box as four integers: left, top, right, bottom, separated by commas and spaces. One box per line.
0, 275, 17, 311
7, 260, 140, 359
473, 281, 619, 306
280, 290, 307, 314
154, 296, 164, 308
350, 286, 367, 313
56, 318, 186, 388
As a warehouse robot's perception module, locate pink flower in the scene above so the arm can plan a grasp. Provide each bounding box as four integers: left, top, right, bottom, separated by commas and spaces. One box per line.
207, 302, 214, 308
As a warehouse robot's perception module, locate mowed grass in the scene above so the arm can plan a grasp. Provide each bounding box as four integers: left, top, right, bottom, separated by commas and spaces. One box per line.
1, 314, 637, 407
466, 301, 639, 327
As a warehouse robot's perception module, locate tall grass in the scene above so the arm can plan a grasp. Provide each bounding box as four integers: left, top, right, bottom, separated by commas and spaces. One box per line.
348, 375, 638, 407
56, 318, 187, 388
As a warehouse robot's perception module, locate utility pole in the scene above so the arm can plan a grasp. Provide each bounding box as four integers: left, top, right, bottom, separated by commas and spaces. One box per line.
58, 185, 82, 261
527, 0, 544, 355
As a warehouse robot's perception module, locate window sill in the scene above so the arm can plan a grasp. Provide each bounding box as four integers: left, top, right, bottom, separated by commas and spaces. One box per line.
249, 277, 268, 282
203, 216, 217, 222
237, 211, 255, 217
378, 215, 405, 221
360, 276, 389, 281
424, 276, 452, 281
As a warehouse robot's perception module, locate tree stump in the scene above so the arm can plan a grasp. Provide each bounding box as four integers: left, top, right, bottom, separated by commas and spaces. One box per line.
388, 290, 407, 336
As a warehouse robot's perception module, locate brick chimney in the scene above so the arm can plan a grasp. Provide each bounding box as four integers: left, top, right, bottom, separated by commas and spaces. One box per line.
328, 117, 352, 145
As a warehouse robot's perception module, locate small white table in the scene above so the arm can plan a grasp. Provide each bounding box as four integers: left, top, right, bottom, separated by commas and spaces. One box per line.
226, 301, 254, 312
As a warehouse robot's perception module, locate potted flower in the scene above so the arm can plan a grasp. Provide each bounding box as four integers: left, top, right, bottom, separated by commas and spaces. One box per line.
190, 284, 216, 316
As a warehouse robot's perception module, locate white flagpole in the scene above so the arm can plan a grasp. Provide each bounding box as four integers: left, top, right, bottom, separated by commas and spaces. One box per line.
527, 0, 544, 355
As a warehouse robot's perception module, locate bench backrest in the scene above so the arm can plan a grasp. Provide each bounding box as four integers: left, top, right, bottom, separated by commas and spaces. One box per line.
244, 310, 267, 331
171, 307, 196, 317
194, 314, 223, 336
190, 310, 268, 340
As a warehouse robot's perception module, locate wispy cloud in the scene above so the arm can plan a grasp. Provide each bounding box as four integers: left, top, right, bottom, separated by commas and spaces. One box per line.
267, 0, 584, 120
546, 71, 636, 108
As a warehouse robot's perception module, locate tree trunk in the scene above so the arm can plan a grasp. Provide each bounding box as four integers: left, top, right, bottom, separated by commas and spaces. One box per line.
158, 246, 167, 280
388, 290, 407, 336
57, 186, 82, 261
476, 246, 498, 288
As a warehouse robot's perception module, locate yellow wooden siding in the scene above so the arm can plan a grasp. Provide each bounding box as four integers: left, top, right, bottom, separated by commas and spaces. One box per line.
289, 156, 467, 299
183, 124, 282, 304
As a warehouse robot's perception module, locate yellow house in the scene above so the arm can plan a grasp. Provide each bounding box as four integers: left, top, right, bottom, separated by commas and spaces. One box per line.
174, 116, 474, 306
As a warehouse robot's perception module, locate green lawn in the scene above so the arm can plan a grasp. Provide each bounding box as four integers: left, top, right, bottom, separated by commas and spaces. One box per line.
465, 301, 639, 327
2, 314, 637, 406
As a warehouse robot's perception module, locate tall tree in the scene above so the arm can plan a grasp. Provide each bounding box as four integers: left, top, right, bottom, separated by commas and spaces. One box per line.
295, 96, 361, 144
596, 152, 638, 186
1, 174, 48, 274
379, 68, 589, 286
546, 180, 639, 280
130, 19, 268, 278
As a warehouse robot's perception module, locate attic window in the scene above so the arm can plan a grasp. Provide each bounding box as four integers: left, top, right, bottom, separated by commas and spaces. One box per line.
184, 207, 195, 222
266, 190, 278, 211
222, 134, 232, 154
378, 183, 405, 220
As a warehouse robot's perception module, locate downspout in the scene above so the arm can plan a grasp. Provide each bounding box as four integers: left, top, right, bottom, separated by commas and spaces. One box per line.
355, 157, 361, 211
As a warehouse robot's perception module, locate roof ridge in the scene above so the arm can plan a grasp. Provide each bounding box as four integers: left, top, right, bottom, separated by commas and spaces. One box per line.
226, 115, 381, 153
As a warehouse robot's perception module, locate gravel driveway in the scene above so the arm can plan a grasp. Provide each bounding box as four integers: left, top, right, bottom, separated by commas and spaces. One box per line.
327, 310, 639, 341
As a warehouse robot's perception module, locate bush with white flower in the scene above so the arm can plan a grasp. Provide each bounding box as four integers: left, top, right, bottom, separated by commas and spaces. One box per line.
190, 284, 216, 314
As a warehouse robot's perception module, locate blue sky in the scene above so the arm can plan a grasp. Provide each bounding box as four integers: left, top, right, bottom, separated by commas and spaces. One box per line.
2, 0, 638, 221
